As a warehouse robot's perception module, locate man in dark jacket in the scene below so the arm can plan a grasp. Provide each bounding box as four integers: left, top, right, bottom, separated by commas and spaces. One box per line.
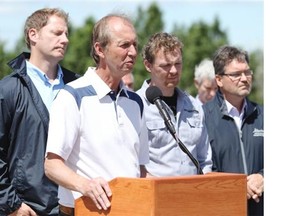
203, 45, 263, 216
0, 8, 79, 216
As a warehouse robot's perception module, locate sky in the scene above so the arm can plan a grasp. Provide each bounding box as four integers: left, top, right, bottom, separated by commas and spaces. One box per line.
0, 0, 263, 52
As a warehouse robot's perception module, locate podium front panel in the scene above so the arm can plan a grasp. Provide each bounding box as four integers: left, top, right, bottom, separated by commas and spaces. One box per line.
75, 173, 247, 216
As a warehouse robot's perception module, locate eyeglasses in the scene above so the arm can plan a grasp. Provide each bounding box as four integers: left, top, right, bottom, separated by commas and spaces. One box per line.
221, 69, 253, 81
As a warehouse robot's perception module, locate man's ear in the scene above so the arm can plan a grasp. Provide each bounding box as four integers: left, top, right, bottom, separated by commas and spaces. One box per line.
28, 28, 38, 46
143, 59, 152, 73
94, 42, 105, 59
215, 75, 223, 88
194, 79, 200, 89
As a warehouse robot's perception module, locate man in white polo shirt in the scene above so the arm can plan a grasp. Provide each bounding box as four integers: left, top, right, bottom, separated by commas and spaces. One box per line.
44, 14, 149, 215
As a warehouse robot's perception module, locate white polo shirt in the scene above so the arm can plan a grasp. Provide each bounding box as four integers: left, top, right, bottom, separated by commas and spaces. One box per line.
46, 67, 149, 207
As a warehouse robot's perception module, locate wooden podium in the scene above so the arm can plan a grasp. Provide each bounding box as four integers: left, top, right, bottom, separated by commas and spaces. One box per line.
75, 172, 247, 216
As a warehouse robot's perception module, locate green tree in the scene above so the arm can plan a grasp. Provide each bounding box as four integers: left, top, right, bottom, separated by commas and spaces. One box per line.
173, 17, 228, 96
0, 41, 18, 78
0, 42, 8, 78
61, 16, 96, 75
248, 49, 263, 105
0, 2, 263, 104
133, 2, 164, 89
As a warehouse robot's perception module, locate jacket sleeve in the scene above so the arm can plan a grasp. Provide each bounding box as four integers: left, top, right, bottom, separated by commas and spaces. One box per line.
0, 87, 22, 215
197, 126, 213, 174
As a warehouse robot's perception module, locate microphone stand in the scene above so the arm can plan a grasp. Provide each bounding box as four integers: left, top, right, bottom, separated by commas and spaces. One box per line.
167, 126, 203, 175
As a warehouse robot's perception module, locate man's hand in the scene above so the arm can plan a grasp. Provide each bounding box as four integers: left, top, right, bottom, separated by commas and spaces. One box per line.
247, 173, 264, 203
80, 177, 112, 210
8, 203, 37, 216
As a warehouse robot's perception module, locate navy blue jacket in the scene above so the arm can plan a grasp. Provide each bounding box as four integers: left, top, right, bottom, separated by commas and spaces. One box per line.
203, 91, 263, 216
0, 53, 79, 215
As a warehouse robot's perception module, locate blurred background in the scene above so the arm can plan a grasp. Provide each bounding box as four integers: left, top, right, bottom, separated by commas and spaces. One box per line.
0, 0, 263, 104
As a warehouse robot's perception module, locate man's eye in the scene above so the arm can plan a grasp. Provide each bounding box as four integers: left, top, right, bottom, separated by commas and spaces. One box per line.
120, 43, 130, 49
231, 74, 241, 78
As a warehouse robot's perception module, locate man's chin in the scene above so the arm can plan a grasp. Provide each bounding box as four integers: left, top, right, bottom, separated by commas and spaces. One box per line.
166, 82, 178, 88
239, 90, 250, 97
54, 48, 66, 56
54, 53, 65, 60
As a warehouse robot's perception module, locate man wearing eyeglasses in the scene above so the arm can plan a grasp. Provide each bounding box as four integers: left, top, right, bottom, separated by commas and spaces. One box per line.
203, 45, 263, 216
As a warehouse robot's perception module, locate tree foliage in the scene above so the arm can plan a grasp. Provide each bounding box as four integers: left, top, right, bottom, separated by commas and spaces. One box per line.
133, 2, 165, 88
0, 41, 17, 78
61, 16, 96, 75
0, 2, 263, 105
172, 16, 229, 96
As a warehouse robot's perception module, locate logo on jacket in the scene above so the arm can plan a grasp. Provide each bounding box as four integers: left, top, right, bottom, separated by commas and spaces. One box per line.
253, 128, 264, 137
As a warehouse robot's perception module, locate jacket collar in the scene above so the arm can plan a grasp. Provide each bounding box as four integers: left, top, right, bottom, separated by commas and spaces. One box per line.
205, 90, 258, 119
7, 52, 30, 72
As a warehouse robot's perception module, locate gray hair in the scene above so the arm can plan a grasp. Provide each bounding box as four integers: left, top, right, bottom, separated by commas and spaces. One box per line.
194, 59, 215, 83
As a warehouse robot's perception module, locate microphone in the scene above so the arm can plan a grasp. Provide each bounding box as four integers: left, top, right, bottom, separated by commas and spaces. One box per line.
145, 86, 176, 135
